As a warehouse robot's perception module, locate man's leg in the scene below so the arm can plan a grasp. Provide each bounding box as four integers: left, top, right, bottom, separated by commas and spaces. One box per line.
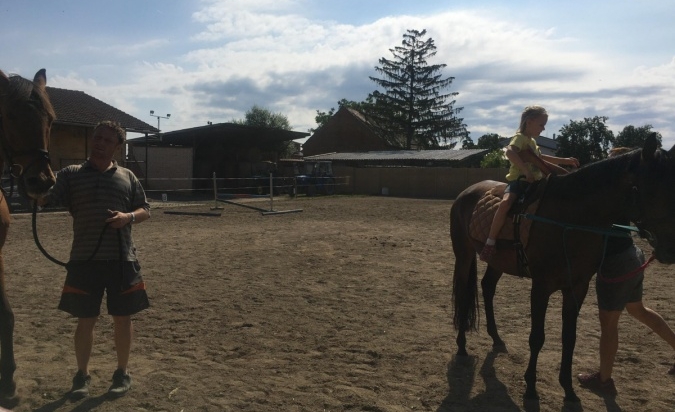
75, 317, 98, 374
112, 315, 133, 371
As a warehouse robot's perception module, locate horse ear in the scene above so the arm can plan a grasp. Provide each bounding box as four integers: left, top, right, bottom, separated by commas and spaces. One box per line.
0, 69, 7, 90
642, 132, 659, 161
33, 69, 47, 88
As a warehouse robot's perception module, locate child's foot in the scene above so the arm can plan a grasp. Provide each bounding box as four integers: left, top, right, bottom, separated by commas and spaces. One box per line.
479, 244, 496, 262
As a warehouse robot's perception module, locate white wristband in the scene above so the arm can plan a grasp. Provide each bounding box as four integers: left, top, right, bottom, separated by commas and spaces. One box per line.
130, 212, 136, 223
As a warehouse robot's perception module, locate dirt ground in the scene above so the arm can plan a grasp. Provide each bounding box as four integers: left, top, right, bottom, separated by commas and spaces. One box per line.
2, 195, 675, 412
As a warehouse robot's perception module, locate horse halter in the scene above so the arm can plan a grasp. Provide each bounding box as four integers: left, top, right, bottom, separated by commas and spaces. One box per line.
0, 113, 51, 180
629, 185, 658, 247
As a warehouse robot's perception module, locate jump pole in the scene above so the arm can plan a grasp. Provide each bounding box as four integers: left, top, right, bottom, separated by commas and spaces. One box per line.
213, 172, 303, 215
211, 172, 224, 210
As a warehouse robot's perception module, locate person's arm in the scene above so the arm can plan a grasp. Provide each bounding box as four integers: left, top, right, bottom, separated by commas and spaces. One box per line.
541, 154, 580, 168
105, 207, 149, 229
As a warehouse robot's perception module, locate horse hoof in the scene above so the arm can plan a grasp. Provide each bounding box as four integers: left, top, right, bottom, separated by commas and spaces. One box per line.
0, 393, 19, 410
492, 343, 508, 353
564, 392, 581, 404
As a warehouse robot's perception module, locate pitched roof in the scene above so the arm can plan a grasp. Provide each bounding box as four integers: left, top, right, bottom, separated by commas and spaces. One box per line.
127, 122, 309, 146
46, 87, 157, 134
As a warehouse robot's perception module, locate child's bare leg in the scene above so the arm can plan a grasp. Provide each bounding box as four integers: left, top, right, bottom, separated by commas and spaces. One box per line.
480, 193, 514, 262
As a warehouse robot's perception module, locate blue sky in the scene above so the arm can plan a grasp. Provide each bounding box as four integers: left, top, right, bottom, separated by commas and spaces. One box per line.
3, 0, 674, 147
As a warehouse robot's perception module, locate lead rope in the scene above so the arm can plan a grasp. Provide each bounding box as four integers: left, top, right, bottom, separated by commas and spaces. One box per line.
31, 200, 112, 266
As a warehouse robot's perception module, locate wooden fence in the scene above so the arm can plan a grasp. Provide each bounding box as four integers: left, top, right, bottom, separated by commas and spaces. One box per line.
332, 166, 507, 199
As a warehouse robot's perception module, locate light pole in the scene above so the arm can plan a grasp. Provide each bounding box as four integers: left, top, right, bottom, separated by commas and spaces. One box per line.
147, 110, 170, 191
149, 110, 170, 132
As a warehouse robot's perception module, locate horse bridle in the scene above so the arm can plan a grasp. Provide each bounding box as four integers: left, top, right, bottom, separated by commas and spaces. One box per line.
628, 184, 658, 247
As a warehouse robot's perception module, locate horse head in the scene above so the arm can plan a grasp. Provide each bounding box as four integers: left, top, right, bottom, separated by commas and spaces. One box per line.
632, 133, 675, 263
0, 69, 56, 199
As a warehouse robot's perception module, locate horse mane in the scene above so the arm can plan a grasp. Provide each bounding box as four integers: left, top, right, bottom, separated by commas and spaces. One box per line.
545, 149, 641, 198
6, 74, 56, 121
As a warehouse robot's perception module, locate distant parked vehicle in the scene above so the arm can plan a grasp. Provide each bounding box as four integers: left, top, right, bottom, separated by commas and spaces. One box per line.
295, 161, 335, 196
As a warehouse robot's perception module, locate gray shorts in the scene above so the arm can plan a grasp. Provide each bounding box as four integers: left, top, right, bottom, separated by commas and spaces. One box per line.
596, 244, 644, 311
59, 260, 150, 317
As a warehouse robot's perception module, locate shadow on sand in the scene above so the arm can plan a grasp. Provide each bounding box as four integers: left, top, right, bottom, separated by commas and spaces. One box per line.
437, 350, 528, 412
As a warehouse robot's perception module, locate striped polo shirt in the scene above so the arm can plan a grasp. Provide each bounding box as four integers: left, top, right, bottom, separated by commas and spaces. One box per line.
46, 160, 150, 261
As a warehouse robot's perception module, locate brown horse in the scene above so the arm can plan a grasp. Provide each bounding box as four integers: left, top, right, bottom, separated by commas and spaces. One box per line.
450, 134, 675, 403
0, 69, 56, 406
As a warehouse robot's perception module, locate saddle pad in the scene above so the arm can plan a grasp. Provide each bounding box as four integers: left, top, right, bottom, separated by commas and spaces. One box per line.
468, 184, 540, 248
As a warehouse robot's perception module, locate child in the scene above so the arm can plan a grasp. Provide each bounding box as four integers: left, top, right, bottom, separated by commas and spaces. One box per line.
479, 106, 579, 262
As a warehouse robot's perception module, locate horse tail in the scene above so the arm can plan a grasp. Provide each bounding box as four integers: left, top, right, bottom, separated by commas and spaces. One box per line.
450, 199, 480, 333
452, 253, 479, 332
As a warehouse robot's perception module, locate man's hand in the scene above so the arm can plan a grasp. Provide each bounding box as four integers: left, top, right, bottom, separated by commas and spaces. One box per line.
106, 209, 132, 229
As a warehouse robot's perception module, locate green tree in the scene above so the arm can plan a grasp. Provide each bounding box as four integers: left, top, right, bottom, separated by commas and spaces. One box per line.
235, 104, 291, 130
367, 29, 466, 149
480, 149, 509, 168
476, 133, 503, 151
555, 116, 614, 165
461, 135, 476, 149
615, 124, 662, 149
234, 105, 294, 157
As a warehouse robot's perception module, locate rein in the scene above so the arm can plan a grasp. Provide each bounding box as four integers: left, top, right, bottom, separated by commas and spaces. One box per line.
31, 201, 113, 267
519, 212, 654, 286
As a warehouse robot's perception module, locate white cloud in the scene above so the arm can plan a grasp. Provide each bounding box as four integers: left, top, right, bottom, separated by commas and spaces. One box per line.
37, 2, 675, 146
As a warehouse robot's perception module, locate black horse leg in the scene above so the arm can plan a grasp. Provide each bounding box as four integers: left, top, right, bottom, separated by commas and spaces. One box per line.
558, 286, 589, 403
524, 282, 550, 400
481, 266, 506, 351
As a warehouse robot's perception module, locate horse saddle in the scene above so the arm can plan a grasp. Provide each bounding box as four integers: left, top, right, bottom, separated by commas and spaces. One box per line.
468, 178, 548, 249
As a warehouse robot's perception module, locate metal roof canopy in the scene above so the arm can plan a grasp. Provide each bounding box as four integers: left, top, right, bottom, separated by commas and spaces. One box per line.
305, 149, 488, 162
127, 122, 309, 147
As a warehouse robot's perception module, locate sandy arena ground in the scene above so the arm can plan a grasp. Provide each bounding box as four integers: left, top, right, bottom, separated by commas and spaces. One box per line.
2, 195, 675, 411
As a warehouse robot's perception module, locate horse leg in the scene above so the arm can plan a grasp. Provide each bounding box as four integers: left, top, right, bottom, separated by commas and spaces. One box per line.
0, 203, 16, 406
558, 285, 589, 403
481, 266, 506, 351
524, 282, 550, 400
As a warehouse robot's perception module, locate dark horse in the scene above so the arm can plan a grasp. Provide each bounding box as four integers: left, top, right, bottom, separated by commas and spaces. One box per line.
450, 134, 675, 403
0, 69, 56, 406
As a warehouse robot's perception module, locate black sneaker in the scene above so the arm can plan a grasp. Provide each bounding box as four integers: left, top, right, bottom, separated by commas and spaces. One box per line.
108, 369, 132, 397
69, 370, 91, 400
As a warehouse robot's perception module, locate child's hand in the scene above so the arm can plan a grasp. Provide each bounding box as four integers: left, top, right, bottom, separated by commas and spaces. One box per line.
567, 157, 580, 167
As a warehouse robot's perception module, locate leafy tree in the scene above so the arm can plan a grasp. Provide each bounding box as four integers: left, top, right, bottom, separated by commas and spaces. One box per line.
476, 133, 503, 151
367, 29, 466, 149
234, 104, 291, 130
461, 135, 476, 149
555, 116, 614, 165
480, 149, 509, 168
234, 105, 294, 157
614, 124, 662, 149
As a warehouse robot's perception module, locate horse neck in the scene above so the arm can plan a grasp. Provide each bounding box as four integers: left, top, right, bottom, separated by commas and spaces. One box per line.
543, 157, 635, 226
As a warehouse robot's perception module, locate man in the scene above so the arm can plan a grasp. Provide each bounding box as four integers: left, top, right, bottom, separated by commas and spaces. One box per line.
40, 120, 150, 399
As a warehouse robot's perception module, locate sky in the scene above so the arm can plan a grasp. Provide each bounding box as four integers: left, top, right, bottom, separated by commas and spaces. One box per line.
2, 0, 674, 147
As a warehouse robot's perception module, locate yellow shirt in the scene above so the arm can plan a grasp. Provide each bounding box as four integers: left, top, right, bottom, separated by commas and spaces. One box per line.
505, 133, 544, 182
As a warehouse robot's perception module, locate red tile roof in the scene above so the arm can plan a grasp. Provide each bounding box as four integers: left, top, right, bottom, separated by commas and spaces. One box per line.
46, 87, 157, 134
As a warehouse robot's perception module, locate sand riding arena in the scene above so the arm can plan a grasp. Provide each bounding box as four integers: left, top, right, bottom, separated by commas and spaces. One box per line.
3, 195, 675, 411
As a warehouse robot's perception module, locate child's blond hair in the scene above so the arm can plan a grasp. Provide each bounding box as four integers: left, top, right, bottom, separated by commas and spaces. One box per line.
517, 106, 548, 134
